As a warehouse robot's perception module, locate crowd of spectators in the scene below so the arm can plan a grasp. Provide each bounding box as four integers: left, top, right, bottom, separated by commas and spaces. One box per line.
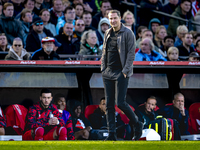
0, 0, 199, 61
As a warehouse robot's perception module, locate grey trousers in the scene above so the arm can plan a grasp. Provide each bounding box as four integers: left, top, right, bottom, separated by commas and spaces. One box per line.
102, 72, 138, 133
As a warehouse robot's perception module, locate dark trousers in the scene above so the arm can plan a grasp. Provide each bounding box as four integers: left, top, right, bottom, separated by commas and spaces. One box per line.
102, 72, 138, 133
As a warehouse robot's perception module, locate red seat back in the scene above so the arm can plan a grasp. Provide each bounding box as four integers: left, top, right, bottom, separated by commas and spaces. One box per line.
5, 104, 28, 135
84, 104, 135, 124
188, 103, 200, 134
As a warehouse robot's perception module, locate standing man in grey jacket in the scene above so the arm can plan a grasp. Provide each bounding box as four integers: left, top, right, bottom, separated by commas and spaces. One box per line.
101, 10, 143, 141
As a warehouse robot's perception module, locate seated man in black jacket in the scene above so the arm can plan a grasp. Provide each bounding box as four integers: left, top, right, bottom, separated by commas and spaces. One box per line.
89, 97, 132, 140
31, 37, 60, 60
135, 96, 157, 129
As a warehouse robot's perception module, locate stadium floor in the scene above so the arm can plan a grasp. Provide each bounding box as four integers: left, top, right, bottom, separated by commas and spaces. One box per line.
0, 141, 200, 150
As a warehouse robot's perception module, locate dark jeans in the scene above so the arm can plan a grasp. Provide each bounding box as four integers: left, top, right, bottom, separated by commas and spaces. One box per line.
102, 72, 138, 133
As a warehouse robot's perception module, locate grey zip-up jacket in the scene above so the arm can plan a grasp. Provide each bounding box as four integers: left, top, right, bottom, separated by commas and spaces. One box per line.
101, 23, 136, 77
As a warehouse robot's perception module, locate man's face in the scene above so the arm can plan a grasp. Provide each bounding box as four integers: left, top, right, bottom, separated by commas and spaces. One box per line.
142, 31, 153, 40
74, 106, 81, 117
181, 1, 191, 13
99, 99, 106, 114
63, 23, 73, 36
65, 9, 76, 21
168, 50, 179, 61
140, 39, 151, 54
57, 97, 66, 110
82, 14, 92, 26
40, 11, 50, 22
75, 5, 83, 17
164, 38, 174, 48
33, 22, 44, 33
125, 14, 134, 25
40, 93, 53, 108
149, 0, 158, 4
145, 98, 157, 112
101, 23, 109, 33
53, 0, 63, 13
169, 0, 179, 5
43, 42, 55, 53
22, 12, 33, 23
151, 23, 159, 33
25, 0, 35, 11
183, 34, 193, 46
3, 6, 14, 17
173, 96, 185, 110
12, 40, 23, 53
108, 13, 121, 29
75, 20, 85, 32
100, 2, 111, 16
0, 35, 7, 46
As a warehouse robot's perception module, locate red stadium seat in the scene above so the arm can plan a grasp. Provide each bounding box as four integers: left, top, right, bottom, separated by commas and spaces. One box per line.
5, 104, 28, 135
188, 103, 200, 134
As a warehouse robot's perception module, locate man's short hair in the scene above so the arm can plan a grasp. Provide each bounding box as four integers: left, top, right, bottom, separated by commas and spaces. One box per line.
64, 21, 73, 27
40, 88, 53, 96
13, 37, 23, 44
39, 8, 49, 16
181, 0, 191, 4
137, 26, 147, 35
173, 93, 184, 100
21, 8, 32, 20
82, 11, 92, 17
64, 6, 74, 14
100, 0, 111, 7
176, 25, 188, 35
183, 32, 193, 38
3, 2, 13, 10
100, 97, 105, 103
147, 96, 157, 101
164, 35, 175, 43
109, 9, 121, 17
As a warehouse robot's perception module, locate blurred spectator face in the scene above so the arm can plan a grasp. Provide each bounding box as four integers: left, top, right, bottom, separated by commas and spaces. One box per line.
145, 98, 156, 113
65, 8, 76, 21
169, 0, 179, 5
149, 0, 158, 4
157, 29, 167, 40
75, 4, 83, 18
63, 23, 73, 36
101, 2, 111, 16
142, 31, 153, 40
56, 97, 66, 111
35, 0, 43, 9
163, 38, 174, 49
12, 40, 23, 54
82, 13, 92, 26
86, 32, 97, 47
42, 42, 55, 53
3, 6, 14, 17
25, 0, 35, 11
75, 19, 85, 32
151, 23, 159, 33
173, 96, 185, 110
73, 0, 82, 5
33, 21, 44, 33
99, 99, 106, 114
140, 38, 151, 54
168, 49, 179, 61
40, 10, 50, 23
101, 23, 109, 33
181, 1, 191, 13
182, 34, 193, 46
0, 35, 7, 47
124, 14, 134, 25
74, 105, 81, 117
177, 31, 187, 39
11, 0, 21, 5
104, 9, 111, 19
40, 93, 53, 108
22, 12, 33, 23
53, 0, 63, 13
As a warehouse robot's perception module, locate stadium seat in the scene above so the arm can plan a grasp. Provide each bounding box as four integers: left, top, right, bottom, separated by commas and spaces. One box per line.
84, 105, 135, 124
188, 103, 200, 134
4, 104, 28, 135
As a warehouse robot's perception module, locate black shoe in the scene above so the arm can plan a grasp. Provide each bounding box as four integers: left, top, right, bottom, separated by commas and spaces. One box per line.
104, 132, 117, 141
133, 121, 143, 141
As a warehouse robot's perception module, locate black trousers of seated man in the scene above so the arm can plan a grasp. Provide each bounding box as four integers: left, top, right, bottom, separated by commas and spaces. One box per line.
102, 72, 138, 134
